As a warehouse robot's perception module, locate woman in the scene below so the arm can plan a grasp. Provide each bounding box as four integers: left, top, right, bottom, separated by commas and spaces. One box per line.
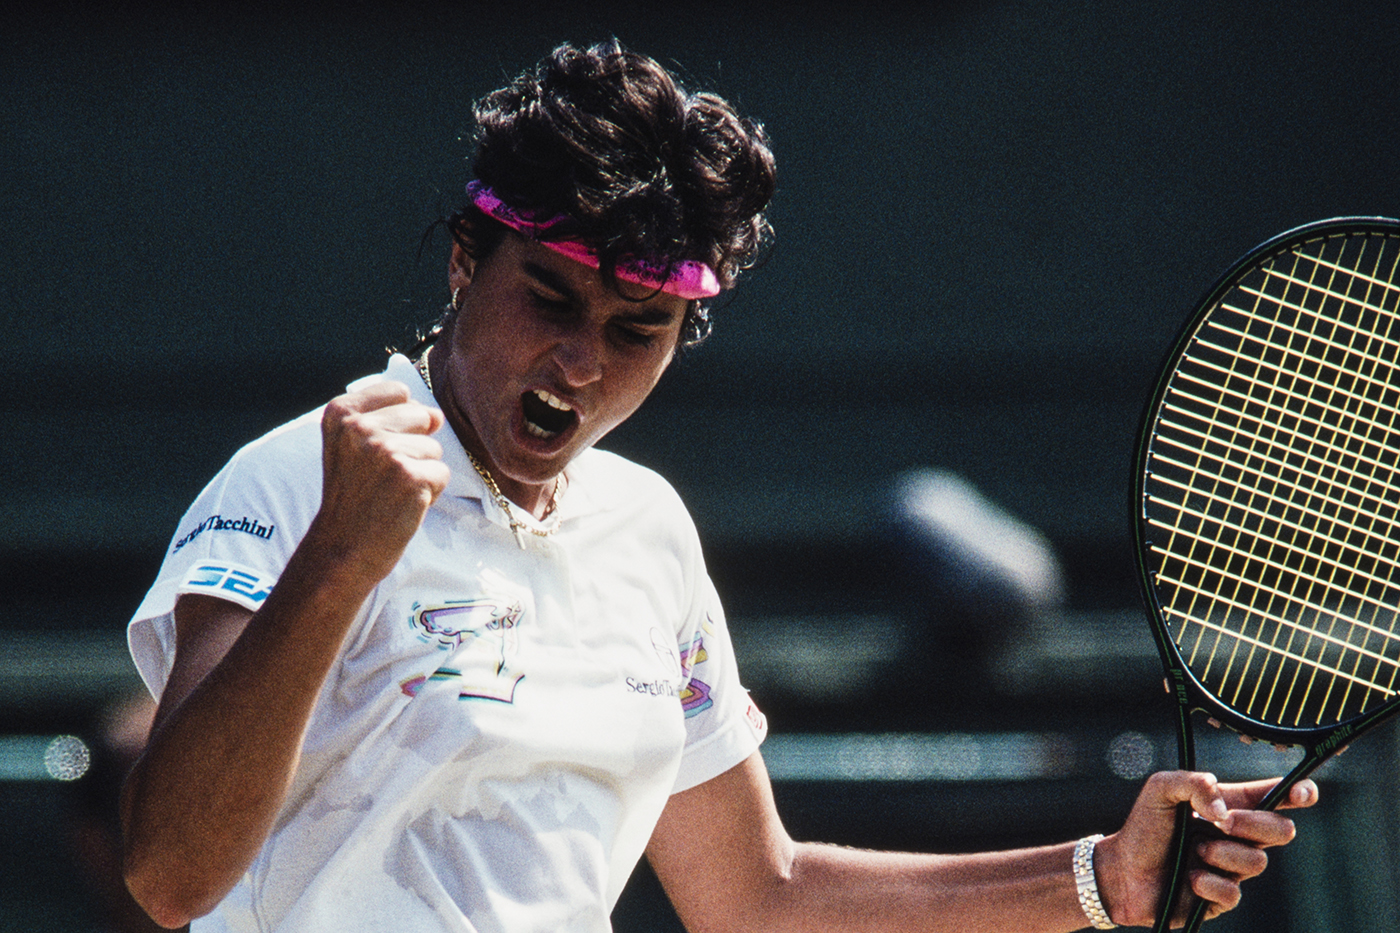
120, 41, 1315, 932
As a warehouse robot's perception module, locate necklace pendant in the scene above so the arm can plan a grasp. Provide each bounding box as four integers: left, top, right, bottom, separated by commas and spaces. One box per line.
512, 524, 527, 550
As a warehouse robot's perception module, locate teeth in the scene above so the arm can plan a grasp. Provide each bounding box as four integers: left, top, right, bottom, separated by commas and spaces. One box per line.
523, 388, 574, 440
533, 389, 572, 412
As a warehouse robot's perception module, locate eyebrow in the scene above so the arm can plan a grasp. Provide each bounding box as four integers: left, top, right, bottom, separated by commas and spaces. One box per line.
523, 260, 682, 325
523, 261, 581, 302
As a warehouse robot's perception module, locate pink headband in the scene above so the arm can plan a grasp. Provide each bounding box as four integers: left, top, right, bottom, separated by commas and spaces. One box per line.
466, 181, 720, 300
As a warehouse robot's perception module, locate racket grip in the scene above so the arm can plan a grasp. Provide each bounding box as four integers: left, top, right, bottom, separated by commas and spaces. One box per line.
1166, 804, 1285, 933
1151, 800, 1196, 933
1181, 894, 1211, 933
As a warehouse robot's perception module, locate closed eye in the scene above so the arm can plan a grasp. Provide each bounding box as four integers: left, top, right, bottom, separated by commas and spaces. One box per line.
613, 324, 658, 347
528, 290, 572, 314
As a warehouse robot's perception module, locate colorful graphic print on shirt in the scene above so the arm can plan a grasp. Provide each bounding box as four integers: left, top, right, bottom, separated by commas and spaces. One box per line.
678, 617, 716, 718
401, 598, 525, 703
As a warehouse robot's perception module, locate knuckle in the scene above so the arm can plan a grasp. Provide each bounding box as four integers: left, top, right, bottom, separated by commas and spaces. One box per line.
1144, 770, 1174, 791
323, 396, 354, 423
366, 436, 396, 462
330, 407, 372, 439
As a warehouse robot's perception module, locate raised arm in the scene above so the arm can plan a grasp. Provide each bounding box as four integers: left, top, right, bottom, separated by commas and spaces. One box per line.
120, 381, 448, 929
646, 752, 1316, 933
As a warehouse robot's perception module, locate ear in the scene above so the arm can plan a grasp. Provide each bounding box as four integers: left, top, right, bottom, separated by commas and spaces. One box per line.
448, 242, 476, 298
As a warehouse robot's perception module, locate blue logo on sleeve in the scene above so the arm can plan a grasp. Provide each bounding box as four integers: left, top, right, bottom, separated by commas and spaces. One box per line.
184, 564, 274, 604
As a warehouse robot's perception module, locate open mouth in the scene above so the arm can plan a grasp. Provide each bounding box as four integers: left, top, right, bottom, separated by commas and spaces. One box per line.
521, 389, 577, 439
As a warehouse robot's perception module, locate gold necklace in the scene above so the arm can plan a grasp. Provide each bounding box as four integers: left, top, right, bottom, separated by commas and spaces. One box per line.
415, 349, 562, 549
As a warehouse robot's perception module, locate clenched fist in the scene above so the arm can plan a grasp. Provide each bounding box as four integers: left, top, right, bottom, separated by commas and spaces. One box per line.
310, 380, 451, 584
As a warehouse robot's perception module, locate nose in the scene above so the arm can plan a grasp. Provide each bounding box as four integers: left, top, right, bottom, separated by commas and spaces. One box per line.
554, 327, 604, 387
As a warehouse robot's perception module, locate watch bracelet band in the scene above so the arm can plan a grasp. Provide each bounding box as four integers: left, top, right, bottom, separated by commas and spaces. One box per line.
1072, 834, 1117, 930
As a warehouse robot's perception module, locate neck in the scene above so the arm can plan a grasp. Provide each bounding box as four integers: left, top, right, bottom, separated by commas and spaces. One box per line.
489, 463, 560, 521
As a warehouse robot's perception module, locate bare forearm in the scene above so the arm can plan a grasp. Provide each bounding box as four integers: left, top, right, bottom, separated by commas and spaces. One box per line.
121, 534, 380, 926
651, 757, 1092, 933
759, 841, 1085, 933
655, 756, 1317, 933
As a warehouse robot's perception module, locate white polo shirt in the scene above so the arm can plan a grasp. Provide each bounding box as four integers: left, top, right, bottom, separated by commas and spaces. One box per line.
128, 354, 767, 933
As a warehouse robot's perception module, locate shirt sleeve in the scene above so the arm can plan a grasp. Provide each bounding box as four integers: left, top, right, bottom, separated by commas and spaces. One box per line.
127, 411, 322, 700
671, 571, 768, 794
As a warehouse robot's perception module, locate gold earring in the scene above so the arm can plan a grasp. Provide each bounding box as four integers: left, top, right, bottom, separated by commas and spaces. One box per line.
451, 287, 462, 312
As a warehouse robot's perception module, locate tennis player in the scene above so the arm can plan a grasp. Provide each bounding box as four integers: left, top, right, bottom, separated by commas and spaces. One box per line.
120, 41, 1317, 933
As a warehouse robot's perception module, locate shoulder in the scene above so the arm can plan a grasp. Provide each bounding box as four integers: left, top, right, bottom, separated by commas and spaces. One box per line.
213, 405, 325, 492
565, 448, 704, 560
564, 450, 713, 617
231, 406, 325, 468
164, 406, 325, 559
570, 447, 690, 516
224, 352, 413, 479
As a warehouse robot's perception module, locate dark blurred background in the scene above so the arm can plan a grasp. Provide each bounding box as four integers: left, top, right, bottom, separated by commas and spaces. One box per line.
4, 1, 1399, 930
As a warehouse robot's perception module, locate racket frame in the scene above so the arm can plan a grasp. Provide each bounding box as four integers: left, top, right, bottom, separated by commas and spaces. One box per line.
1130, 216, 1400, 933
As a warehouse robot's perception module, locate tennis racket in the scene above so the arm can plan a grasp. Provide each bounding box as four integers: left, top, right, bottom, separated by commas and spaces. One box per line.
1133, 217, 1400, 933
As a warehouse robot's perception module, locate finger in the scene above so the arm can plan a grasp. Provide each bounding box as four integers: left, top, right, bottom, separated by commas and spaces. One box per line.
1140, 771, 1227, 820
1197, 837, 1268, 880
382, 433, 446, 463
357, 401, 445, 436
1167, 772, 1231, 824
1288, 779, 1320, 809
1188, 868, 1243, 917
1211, 808, 1298, 848
400, 458, 452, 503
1217, 777, 1319, 812
325, 383, 418, 435
325, 401, 444, 445
337, 379, 414, 411
330, 381, 446, 431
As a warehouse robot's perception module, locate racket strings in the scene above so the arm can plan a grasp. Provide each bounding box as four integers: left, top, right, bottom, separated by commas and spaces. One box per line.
1146, 231, 1400, 730
1151, 416, 1400, 563
1228, 246, 1367, 721
1244, 241, 1400, 722
1291, 244, 1400, 718
1281, 242, 1400, 703
1146, 505, 1400, 651
1203, 252, 1323, 709
1243, 240, 1394, 717
1150, 355, 1400, 606
1190, 246, 1345, 716
1284, 246, 1400, 301
1172, 266, 1400, 506
1184, 325, 1400, 459
1162, 251, 1302, 695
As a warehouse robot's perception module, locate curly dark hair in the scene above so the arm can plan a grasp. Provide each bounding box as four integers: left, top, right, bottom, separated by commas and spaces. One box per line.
427, 40, 776, 348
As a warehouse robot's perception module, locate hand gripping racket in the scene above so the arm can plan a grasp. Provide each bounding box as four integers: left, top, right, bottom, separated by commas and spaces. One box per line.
1133, 217, 1400, 933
